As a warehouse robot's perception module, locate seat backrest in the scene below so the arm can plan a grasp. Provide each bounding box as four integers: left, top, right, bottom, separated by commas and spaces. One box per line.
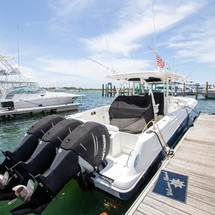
109, 95, 154, 133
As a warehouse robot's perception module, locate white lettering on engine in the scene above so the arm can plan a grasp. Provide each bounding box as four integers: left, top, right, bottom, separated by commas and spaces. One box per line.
101, 134, 106, 160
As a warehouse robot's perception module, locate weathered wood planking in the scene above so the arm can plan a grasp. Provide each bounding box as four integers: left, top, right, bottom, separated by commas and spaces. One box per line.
126, 114, 215, 215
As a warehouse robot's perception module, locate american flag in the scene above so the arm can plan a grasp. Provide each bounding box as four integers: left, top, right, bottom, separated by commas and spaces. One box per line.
156, 55, 165, 68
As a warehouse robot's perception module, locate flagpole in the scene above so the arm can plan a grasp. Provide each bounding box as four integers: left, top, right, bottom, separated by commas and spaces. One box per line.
150, 1, 166, 71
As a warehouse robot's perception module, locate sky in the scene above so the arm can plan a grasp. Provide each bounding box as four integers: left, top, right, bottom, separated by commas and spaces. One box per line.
0, 0, 215, 88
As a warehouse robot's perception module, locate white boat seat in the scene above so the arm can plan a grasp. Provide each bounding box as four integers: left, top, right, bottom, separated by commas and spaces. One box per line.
108, 131, 138, 157
103, 124, 119, 132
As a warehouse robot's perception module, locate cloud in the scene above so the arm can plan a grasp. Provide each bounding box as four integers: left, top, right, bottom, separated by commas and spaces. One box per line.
165, 14, 215, 67
47, 0, 96, 35
80, 0, 203, 57
3, 0, 214, 87
31, 55, 152, 88
48, 0, 93, 18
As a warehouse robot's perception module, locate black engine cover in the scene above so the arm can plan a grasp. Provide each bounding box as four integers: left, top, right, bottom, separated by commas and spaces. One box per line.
61, 121, 110, 168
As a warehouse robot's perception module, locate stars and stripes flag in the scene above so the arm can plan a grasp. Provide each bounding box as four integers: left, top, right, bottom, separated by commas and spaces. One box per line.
156, 54, 165, 68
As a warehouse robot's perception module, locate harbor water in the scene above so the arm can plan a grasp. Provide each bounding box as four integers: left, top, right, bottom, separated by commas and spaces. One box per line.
0, 91, 214, 215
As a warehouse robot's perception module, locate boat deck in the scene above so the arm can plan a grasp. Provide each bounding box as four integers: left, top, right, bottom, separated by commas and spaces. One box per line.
126, 113, 215, 215
0, 103, 80, 119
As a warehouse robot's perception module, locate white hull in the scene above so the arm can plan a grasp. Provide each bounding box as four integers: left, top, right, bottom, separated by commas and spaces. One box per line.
70, 96, 197, 199
13, 93, 79, 109
0, 92, 80, 110
206, 90, 215, 99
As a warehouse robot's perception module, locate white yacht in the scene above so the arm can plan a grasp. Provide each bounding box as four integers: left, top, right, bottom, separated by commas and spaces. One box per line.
205, 88, 215, 99
0, 55, 81, 111
0, 70, 198, 215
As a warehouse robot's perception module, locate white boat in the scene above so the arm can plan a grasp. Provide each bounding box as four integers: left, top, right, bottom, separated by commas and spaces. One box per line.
205, 88, 215, 99
196, 84, 215, 99
0, 55, 81, 111
172, 80, 196, 96
0, 70, 198, 214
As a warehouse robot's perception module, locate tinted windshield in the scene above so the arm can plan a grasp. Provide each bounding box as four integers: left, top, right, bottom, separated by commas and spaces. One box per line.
5, 84, 46, 98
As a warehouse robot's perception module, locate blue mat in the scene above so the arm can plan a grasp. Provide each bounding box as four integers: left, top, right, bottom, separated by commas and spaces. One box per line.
153, 170, 188, 203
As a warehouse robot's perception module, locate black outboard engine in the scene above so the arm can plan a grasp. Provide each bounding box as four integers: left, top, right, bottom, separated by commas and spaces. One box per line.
0, 115, 65, 175
11, 121, 110, 215
0, 118, 83, 200
0, 115, 65, 200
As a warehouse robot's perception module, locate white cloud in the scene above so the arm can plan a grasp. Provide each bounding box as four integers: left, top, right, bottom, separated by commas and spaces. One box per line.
48, 0, 93, 18
3, 0, 214, 87
80, 0, 203, 57
165, 14, 215, 67
32, 56, 152, 88
48, 0, 96, 35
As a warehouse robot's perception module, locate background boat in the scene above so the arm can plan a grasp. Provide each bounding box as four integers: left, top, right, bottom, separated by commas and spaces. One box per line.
0, 55, 81, 113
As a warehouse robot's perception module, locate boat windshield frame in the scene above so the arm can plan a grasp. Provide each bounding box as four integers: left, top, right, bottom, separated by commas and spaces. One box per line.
5, 84, 46, 99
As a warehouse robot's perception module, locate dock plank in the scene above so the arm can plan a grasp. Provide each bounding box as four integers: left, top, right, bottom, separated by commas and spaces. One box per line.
0, 103, 80, 119
126, 114, 215, 215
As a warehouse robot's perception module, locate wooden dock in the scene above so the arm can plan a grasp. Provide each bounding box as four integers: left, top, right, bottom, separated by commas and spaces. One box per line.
0, 103, 80, 119
126, 113, 215, 215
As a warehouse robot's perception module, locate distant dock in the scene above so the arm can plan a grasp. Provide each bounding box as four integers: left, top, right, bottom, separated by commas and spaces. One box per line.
102, 82, 214, 99
126, 113, 215, 215
0, 103, 80, 119
177, 82, 214, 99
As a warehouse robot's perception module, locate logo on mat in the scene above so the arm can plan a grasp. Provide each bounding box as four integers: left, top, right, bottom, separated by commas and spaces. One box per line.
153, 170, 188, 203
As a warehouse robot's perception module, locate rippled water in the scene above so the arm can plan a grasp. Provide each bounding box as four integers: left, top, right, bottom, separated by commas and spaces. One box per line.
0, 91, 214, 215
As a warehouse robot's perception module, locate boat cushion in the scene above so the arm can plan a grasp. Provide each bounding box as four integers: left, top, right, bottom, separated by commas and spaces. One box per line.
109, 95, 154, 133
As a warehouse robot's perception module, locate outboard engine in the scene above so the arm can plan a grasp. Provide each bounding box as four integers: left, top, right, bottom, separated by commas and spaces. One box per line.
11, 121, 110, 215
0, 118, 82, 200
0, 115, 65, 200
0, 115, 65, 175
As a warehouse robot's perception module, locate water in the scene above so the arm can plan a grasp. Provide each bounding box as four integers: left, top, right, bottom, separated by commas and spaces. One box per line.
0, 91, 214, 215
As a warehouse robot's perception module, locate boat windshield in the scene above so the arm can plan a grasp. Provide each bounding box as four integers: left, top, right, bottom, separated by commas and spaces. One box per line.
5, 84, 46, 99
147, 83, 172, 92
133, 82, 144, 94
132, 81, 172, 95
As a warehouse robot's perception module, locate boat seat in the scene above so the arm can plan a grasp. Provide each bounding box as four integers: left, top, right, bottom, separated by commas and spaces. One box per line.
103, 124, 119, 132
108, 131, 138, 157
109, 95, 154, 134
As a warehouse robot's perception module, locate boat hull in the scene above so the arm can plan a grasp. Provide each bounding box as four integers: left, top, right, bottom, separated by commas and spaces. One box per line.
91, 107, 196, 200
13, 93, 79, 109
